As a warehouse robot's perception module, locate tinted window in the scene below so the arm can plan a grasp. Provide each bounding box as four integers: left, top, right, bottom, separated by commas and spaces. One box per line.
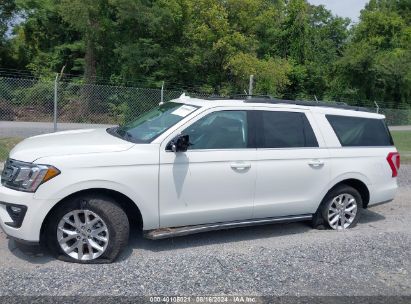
183, 111, 248, 150
259, 111, 318, 148
326, 115, 393, 147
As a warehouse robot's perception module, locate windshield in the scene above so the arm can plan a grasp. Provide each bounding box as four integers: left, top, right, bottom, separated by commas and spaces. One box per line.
110, 102, 199, 143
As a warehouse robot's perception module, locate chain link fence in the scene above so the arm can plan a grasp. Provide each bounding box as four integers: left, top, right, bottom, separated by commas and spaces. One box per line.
57, 81, 185, 125
0, 77, 187, 125
1, 76, 410, 162
1, 76, 410, 126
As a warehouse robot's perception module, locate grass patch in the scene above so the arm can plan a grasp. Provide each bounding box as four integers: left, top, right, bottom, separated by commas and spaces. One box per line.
391, 131, 411, 164
0, 138, 23, 162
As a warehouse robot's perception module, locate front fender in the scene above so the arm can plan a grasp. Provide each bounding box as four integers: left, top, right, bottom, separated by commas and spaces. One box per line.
35, 179, 159, 230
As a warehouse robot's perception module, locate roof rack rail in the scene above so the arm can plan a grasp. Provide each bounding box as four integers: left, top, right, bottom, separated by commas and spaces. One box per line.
205, 94, 272, 100
231, 94, 272, 99
201, 94, 370, 112
244, 97, 371, 112
205, 95, 228, 100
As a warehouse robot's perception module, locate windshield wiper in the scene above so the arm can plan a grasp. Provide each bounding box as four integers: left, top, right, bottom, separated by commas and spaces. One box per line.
110, 126, 145, 143
123, 131, 134, 141
107, 126, 130, 140
115, 127, 131, 139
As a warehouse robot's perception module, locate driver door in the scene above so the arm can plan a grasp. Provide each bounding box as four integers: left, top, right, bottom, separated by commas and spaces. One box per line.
158, 108, 257, 228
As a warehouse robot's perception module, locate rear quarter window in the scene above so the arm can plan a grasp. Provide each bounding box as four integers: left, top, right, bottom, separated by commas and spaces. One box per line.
326, 115, 393, 147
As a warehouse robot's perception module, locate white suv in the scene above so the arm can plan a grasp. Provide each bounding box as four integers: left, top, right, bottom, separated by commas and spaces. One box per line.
0, 95, 400, 263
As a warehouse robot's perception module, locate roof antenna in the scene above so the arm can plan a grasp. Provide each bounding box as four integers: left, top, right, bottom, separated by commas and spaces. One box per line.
314, 95, 318, 102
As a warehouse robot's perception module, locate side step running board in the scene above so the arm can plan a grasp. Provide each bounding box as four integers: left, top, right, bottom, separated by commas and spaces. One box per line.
144, 214, 312, 240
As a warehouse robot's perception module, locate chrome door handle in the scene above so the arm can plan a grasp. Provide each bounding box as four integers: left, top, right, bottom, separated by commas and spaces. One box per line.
308, 159, 324, 167
230, 162, 251, 170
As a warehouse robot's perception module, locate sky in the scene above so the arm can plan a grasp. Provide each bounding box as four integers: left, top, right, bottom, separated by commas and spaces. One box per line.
308, 0, 369, 23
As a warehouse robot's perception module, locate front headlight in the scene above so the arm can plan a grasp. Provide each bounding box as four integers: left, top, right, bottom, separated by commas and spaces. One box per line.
1, 159, 60, 192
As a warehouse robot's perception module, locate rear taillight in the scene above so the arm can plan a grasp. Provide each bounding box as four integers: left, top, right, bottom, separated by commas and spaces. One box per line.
387, 152, 400, 177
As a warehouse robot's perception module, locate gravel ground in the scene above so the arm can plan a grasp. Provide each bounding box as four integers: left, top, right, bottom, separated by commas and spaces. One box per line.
0, 167, 410, 296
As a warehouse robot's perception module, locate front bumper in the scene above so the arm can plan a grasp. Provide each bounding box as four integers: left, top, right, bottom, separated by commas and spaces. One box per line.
0, 202, 27, 228
0, 184, 57, 242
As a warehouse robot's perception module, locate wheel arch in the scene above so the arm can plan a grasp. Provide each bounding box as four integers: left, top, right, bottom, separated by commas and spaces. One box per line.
323, 178, 370, 208
40, 188, 143, 244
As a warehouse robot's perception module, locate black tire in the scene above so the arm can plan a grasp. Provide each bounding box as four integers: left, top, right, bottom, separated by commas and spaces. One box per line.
312, 184, 363, 230
45, 194, 129, 264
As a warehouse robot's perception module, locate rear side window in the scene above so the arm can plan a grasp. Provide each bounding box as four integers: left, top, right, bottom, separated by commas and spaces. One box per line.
258, 111, 318, 148
326, 115, 393, 147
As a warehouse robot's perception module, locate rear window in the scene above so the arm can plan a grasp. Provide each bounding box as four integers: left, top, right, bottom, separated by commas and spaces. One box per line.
326, 115, 393, 147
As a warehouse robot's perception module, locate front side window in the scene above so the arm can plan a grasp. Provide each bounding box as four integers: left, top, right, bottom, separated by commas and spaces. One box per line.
258, 111, 318, 148
183, 111, 248, 150
326, 115, 393, 147
110, 102, 199, 143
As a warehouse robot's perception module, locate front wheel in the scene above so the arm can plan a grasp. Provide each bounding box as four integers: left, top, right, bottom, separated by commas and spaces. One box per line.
45, 195, 129, 263
313, 185, 363, 230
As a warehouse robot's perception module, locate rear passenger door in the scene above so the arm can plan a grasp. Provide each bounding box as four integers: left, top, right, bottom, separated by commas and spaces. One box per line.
253, 108, 330, 218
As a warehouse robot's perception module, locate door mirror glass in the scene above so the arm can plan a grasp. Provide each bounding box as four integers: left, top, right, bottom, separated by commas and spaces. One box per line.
167, 134, 191, 152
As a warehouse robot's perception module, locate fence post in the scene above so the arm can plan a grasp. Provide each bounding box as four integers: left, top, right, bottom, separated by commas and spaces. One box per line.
53, 74, 58, 132
161, 81, 164, 104
374, 101, 380, 114
248, 75, 254, 96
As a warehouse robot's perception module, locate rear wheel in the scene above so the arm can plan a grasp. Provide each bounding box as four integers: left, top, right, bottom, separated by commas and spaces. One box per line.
313, 185, 363, 230
45, 195, 129, 263
325, 193, 358, 229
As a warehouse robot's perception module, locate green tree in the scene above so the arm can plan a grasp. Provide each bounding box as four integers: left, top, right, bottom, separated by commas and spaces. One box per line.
0, 0, 18, 68
111, 0, 188, 86
330, 0, 411, 106
227, 52, 292, 96
10, 0, 80, 77
0, 0, 409, 110
57, 0, 117, 82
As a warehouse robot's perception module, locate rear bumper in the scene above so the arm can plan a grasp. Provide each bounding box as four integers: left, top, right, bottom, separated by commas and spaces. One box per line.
368, 181, 398, 207
0, 184, 56, 242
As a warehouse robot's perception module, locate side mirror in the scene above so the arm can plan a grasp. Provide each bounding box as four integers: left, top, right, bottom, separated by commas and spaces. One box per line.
167, 134, 191, 152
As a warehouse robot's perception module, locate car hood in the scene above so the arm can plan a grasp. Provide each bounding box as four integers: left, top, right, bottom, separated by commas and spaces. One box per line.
10, 128, 135, 163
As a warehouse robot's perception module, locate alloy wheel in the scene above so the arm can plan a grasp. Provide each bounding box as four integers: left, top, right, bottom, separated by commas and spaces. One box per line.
327, 193, 358, 230
57, 209, 109, 261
